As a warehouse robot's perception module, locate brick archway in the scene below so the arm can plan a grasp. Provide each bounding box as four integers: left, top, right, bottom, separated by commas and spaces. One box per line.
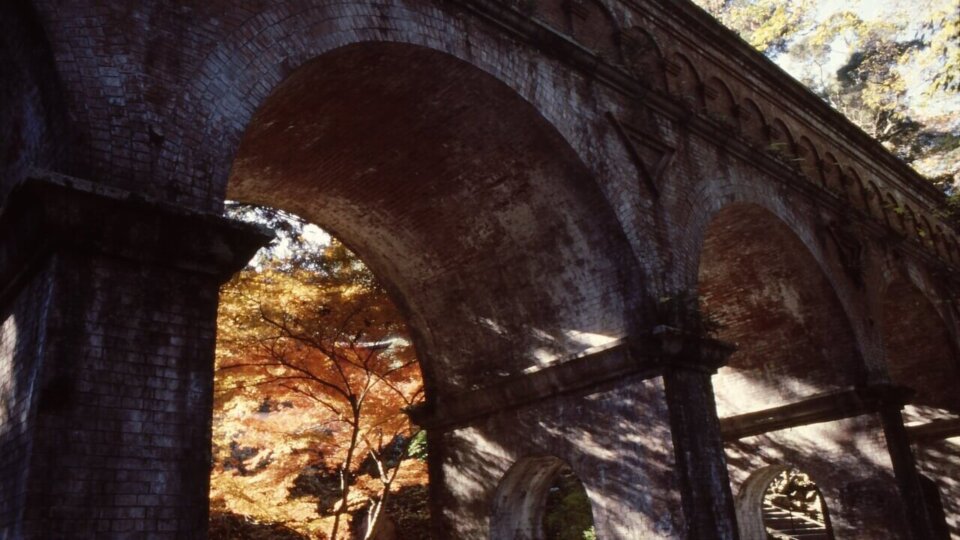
697, 203, 863, 415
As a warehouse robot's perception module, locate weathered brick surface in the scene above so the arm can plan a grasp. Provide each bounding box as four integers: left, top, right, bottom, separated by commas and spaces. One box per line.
437, 377, 684, 539
726, 415, 910, 539
2, 0, 959, 537
21, 253, 222, 538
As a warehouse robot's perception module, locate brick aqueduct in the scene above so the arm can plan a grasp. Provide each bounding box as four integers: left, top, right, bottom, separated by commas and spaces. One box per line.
1, 0, 959, 538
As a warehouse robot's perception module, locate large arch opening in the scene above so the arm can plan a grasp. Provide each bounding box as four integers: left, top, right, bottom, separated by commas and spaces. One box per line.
490, 456, 596, 540
217, 41, 638, 537
226, 41, 639, 398
697, 204, 862, 415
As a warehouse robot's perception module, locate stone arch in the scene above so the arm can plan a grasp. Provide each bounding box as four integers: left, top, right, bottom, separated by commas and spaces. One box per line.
125, 0, 606, 211
821, 152, 844, 198
767, 118, 796, 158
490, 455, 596, 540
703, 76, 736, 127
884, 193, 906, 235
934, 225, 951, 261
738, 98, 766, 146
567, 0, 622, 59
225, 42, 641, 400
795, 136, 823, 186
0, 0, 67, 203
695, 202, 863, 414
666, 52, 702, 110
620, 27, 666, 90
866, 181, 887, 224
903, 205, 921, 243
844, 168, 868, 213
918, 215, 936, 250
735, 465, 835, 540
880, 276, 960, 412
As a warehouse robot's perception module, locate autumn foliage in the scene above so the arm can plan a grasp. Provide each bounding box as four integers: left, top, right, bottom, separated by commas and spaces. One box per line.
211, 205, 427, 539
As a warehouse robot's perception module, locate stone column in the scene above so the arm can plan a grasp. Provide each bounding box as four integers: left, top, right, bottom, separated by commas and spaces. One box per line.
871, 385, 938, 540
649, 325, 740, 540
0, 173, 269, 538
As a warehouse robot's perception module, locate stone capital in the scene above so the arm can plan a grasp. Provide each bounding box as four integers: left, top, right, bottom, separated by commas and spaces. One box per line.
0, 171, 271, 303
638, 325, 736, 374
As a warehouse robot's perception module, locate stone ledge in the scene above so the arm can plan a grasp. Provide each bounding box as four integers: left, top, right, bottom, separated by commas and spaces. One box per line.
407, 339, 661, 430
907, 417, 960, 444
0, 170, 272, 305
408, 327, 735, 431
720, 383, 914, 441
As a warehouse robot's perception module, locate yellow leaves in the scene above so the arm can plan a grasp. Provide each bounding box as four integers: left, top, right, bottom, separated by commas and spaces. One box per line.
212, 223, 425, 537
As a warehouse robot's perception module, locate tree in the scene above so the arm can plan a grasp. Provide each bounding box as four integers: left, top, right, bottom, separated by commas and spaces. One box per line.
212, 204, 425, 539
696, 0, 815, 55
694, 0, 960, 211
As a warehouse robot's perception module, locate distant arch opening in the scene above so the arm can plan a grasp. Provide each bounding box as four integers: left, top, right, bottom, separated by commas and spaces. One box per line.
736, 466, 834, 540
490, 456, 596, 540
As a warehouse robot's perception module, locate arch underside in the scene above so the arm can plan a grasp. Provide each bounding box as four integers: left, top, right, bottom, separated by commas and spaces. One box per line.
228, 42, 640, 397
698, 204, 862, 415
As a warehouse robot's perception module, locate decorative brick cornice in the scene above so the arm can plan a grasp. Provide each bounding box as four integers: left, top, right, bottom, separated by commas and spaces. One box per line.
0, 170, 271, 305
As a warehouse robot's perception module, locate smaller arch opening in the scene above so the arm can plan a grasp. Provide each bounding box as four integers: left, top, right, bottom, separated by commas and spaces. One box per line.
491, 456, 597, 540
736, 466, 834, 540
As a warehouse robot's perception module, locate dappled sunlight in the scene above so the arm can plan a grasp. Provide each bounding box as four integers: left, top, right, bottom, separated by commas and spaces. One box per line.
714, 370, 834, 417
902, 403, 959, 425
726, 415, 905, 537
0, 314, 15, 434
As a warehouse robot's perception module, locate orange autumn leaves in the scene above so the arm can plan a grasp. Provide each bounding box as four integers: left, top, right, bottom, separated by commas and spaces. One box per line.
212, 221, 424, 539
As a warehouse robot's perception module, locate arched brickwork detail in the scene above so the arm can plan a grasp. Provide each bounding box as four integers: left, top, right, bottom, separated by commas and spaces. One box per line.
844, 168, 868, 213
533, 0, 569, 31
767, 118, 795, 159
918, 216, 936, 250
884, 193, 907, 235
795, 136, 823, 187
620, 27, 666, 90
490, 455, 596, 540
32, 0, 609, 212
666, 52, 702, 110
934, 226, 950, 260
703, 76, 736, 128
568, 0, 621, 60
821, 152, 845, 199
866, 181, 888, 225
903, 206, 920, 244
738, 98, 766, 146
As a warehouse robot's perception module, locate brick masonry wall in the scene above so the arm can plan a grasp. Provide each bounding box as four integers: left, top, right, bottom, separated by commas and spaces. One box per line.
915, 440, 960, 538
726, 415, 910, 539
436, 376, 684, 539
20, 252, 222, 538
2, 0, 959, 537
